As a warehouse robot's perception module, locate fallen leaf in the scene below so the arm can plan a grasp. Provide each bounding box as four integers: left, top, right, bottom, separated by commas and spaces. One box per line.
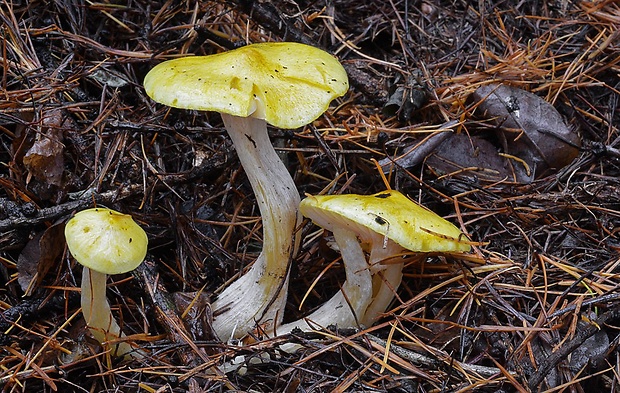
383, 72, 429, 122
469, 83, 581, 178
88, 67, 130, 88
17, 222, 66, 295
569, 321, 609, 372
22, 109, 71, 187
378, 120, 458, 173
172, 291, 217, 342
426, 133, 532, 182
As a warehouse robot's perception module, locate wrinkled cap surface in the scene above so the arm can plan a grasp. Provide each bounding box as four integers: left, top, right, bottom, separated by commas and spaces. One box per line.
144, 42, 349, 129
300, 190, 471, 252
65, 208, 148, 274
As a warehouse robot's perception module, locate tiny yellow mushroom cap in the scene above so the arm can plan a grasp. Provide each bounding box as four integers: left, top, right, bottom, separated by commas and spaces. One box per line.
65, 208, 148, 274
300, 190, 470, 253
143, 42, 349, 129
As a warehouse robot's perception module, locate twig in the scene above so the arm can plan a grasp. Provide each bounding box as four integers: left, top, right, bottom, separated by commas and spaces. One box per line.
0, 185, 141, 232
528, 306, 620, 389
365, 334, 508, 379
135, 259, 237, 390
0, 148, 230, 233
378, 121, 459, 173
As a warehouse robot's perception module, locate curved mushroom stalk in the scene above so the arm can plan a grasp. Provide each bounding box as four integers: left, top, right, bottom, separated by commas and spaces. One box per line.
143, 42, 349, 341
211, 114, 301, 341
82, 268, 138, 357
291, 190, 471, 331
361, 241, 405, 326
276, 226, 372, 334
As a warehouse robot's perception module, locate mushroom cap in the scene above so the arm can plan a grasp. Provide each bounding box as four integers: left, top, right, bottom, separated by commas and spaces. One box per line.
65, 208, 148, 274
300, 190, 471, 253
143, 42, 349, 129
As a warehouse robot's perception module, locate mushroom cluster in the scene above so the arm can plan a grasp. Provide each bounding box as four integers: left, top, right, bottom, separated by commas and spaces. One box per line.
144, 42, 470, 349
144, 42, 349, 340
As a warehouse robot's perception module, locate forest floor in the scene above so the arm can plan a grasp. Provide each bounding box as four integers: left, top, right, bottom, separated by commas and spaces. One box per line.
1, 1, 620, 392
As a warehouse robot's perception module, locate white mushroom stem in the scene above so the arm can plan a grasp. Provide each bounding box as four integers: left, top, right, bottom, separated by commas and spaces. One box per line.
81, 268, 136, 357
211, 114, 300, 341
276, 226, 372, 334
361, 241, 404, 326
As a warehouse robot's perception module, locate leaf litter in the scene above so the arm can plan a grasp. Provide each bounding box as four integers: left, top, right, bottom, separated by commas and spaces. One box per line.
1, 1, 620, 392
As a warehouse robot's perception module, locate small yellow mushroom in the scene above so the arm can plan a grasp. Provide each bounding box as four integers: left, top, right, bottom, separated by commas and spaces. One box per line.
65, 208, 148, 357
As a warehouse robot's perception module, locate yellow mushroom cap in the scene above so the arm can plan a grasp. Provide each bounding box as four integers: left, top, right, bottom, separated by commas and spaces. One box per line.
300, 190, 470, 253
65, 208, 148, 274
143, 42, 349, 129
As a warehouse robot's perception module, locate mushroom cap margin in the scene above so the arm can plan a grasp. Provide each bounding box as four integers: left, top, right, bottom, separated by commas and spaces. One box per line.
299, 190, 471, 253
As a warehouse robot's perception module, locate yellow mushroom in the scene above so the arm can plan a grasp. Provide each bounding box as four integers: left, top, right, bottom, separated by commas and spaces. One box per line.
64, 208, 148, 357
282, 190, 470, 330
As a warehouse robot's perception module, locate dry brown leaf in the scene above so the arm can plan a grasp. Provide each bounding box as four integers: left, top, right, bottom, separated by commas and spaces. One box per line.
172, 291, 217, 342
426, 133, 532, 182
22, 109, 70, 187
17, 222, 66, 295
568, 321, 609, 373
383, 72, 429, 122
469, 83, 581, 178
